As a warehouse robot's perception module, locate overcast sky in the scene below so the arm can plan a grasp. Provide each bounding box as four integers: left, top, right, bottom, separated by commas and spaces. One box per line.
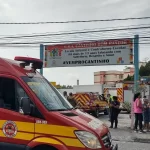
0, 0, 150, 85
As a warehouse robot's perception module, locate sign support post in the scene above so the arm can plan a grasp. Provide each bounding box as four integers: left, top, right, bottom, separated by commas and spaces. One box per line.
40, 44, 44, 75
134, 35, 139, 92
131, 35, 139, 129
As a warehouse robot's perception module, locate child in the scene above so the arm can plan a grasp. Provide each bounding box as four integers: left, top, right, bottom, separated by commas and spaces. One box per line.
143, 98, 149, 132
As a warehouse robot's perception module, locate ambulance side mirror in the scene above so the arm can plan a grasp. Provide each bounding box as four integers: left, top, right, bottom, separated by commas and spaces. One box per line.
20, 97, 31, 115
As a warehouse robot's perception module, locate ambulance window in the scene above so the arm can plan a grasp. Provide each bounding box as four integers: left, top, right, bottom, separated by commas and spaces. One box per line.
16, 82, 28, 100
0, 77, 16, 111
15, 82, 44, 118
22, 76, 73, 111
16, 82, 29, 110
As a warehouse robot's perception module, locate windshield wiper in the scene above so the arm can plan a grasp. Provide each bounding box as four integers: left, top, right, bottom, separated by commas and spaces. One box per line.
50, 107, 75, 111
67, 107, 75, 110
50, 108, 68, 111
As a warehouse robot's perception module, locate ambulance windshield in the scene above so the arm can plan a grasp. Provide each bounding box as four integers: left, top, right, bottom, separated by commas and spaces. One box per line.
21, 76, 73, 111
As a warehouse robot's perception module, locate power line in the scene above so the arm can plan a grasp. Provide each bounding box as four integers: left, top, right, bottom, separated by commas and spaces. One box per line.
1, 26, 150, 39
1, 43, 150, 49
0, 23, 149, 39
0, 38, 150, 47
0, 40, 150, 45
0, 17, 150, 24
1, 33, 150, 47
0, 24, 149, 46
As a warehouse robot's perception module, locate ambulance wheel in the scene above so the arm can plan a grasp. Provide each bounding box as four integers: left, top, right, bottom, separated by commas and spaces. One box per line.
104, 109, 108, 115
93, 108, 100, 118
33, 145, 57, 150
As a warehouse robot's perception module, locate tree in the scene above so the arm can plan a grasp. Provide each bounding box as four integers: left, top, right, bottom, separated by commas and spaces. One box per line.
124, 74, 134, 81
139, 65, 147, 76
139, 61, 150, 77
124, 74, 131, 81
145, 61, 150, 75
123, 61, 150, 81
56, 84, 73, 89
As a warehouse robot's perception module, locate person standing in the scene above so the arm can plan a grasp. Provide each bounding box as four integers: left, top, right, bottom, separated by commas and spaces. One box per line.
63, 91, 68, 99
107, 94, 113, 121
143, 98, 150, 132
142, 96, 147, 104
133, 92, 144, 133
109, 96, 120, 129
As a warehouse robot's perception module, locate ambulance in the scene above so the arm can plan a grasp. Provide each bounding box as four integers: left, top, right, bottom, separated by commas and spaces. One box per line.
0, 56, 118, 150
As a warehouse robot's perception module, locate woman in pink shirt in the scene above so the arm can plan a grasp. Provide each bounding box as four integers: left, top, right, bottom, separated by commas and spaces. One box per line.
133, 92, 143, 133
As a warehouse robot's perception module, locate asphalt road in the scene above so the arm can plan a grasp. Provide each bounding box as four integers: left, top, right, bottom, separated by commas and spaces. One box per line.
98, 113, 150, 150
114, 141, 150, 150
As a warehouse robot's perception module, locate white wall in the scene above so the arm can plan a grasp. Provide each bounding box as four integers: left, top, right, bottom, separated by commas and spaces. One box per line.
108, 90, 117, 96
73, 85, 103, 94
94, 76, 100, 83
124, 90, 133, 103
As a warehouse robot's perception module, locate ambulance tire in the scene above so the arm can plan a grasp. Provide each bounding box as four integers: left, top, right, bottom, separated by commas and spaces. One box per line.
93, 107, 100, 118
104, 109, 108, 115
33, 145, 57, 150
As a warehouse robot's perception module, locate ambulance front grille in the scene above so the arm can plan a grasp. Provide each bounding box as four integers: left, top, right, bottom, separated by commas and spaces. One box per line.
101, 132, 112, 148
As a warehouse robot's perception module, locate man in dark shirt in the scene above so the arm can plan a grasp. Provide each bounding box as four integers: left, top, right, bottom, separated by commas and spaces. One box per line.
110, 96, 120, 129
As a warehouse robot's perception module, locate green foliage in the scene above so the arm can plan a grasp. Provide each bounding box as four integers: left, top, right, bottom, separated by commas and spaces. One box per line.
139, 61, 150, 76
57, 85, 73, 89
124, 61, 150, 81
139, 65, 147, 76
124, 74, 134, 81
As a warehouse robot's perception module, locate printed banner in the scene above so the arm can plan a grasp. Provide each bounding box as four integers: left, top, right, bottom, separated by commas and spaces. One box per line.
44, 39, 133, 68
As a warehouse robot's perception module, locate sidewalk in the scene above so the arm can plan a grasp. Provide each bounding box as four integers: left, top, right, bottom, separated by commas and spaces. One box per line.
99, 113, 150, 143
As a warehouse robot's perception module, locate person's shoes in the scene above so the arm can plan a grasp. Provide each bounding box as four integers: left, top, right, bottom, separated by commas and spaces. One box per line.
109, 126, 113, 128
114, 127, 117, 129
134, 129, 138, 133
138, 130, 145, 134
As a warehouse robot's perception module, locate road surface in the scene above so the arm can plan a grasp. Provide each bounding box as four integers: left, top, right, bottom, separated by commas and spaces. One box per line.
98, 113, 150, 150
114, 141, 150, 150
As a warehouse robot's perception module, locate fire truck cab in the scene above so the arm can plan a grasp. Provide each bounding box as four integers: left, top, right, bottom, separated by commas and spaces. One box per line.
0, 56, 118, 150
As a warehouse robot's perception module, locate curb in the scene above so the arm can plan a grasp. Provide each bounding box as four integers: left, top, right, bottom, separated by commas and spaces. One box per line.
112, 138, 150, 144
134, 138, 150, 143
112, 139, 134, 143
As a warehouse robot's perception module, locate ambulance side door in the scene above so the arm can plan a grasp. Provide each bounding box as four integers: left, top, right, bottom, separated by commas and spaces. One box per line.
0, 75, 35, 150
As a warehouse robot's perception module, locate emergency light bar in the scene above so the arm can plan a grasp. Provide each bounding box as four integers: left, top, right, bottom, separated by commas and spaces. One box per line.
14, 56, 43, 69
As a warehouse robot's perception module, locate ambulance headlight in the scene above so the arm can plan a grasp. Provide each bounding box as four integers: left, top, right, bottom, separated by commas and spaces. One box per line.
75, 131, 102, 149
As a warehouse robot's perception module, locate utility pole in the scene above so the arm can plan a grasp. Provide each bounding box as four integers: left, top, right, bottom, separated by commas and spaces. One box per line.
134, 35, 139, 93
131, 35, 139, 129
